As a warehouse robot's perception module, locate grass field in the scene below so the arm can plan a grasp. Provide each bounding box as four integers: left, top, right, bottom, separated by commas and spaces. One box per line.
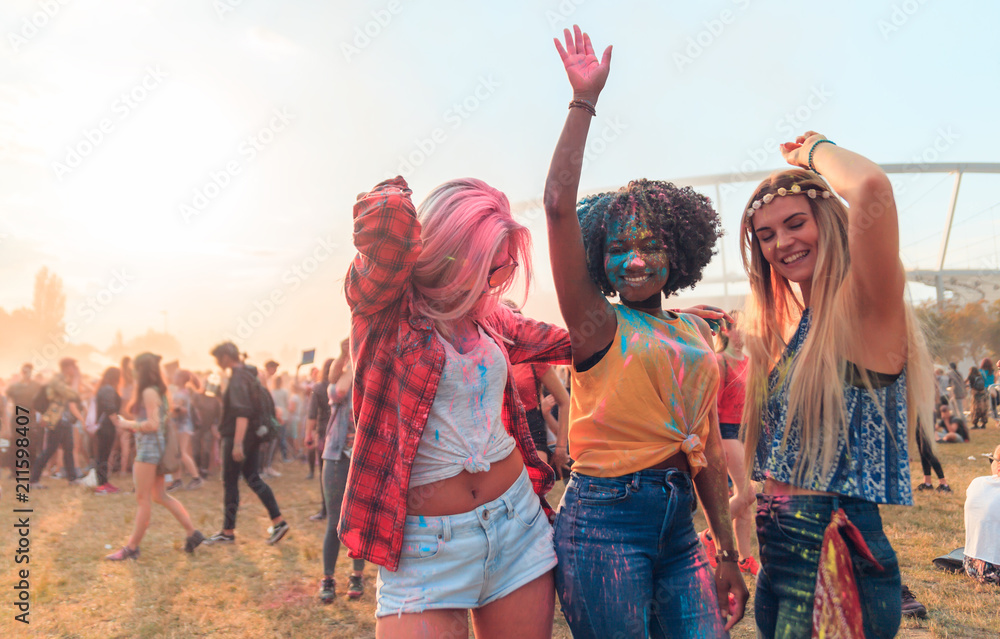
1, 426, 998, 638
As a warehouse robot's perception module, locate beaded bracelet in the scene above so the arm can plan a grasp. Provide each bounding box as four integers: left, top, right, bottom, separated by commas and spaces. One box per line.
569, 98, 596, 117
807, 139, 836, 173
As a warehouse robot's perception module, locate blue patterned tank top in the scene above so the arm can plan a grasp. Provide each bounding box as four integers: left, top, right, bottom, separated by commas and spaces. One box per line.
752, 309, 912, 505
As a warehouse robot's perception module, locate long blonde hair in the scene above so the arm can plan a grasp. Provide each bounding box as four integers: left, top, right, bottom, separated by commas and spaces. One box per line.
739, 169, 934, 482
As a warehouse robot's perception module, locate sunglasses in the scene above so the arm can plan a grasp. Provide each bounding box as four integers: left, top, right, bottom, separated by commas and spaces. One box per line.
488, 260, 518, 289
989, 455, 998, 463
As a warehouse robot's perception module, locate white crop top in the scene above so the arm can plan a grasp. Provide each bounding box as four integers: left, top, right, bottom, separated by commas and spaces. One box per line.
409, 326, 516, 488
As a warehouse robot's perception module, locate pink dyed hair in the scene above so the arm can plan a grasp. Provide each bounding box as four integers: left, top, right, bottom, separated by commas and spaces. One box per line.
411, 178, 531, 324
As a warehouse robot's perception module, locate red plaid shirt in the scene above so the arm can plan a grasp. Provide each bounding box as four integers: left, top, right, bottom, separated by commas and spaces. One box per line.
341, 176, 572, 571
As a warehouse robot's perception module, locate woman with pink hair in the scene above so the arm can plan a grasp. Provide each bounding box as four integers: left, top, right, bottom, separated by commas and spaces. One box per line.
341, 176, 572, 638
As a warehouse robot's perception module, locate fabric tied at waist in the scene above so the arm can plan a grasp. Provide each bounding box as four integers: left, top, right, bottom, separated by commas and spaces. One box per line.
463, 452, 490, 473
812, 508, 884, 638
680, 433, 707, 473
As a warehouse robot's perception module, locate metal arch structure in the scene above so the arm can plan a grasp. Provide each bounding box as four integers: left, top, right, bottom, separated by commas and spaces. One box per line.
514, 163, 1000, 308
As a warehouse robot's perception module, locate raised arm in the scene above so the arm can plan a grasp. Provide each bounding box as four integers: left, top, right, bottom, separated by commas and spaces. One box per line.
543, 26, 616, 364
781, 132, 904, 315
345, 177, 423, 316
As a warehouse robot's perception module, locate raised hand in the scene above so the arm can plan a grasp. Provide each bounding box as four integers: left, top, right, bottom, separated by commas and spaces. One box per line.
553, 24, 612, 102
779, 130, 829, 170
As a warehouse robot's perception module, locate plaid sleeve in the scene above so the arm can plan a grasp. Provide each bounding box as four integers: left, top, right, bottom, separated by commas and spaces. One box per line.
345, 177, 423, 316
490, 306, 572, 366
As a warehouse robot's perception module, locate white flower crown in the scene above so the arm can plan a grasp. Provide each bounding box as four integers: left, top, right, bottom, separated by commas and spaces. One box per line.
745, 182, 831, 218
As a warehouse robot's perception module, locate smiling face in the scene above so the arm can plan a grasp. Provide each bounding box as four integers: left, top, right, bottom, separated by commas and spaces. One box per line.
603, 215, 670, 306
751, 194, 819, 289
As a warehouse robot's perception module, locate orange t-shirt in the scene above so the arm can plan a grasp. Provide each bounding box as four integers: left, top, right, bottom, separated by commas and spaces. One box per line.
569, 305, 720, 478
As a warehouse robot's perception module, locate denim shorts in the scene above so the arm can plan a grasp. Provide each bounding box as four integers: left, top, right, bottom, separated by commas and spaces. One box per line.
375, 467, 557, 617
554, 469, 728, 639
134, 432, 164, 465
719, 422, 740, 440
755, 493, 901, 639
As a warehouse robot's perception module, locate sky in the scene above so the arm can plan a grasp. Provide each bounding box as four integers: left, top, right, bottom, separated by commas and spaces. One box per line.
1, 0, 998, 370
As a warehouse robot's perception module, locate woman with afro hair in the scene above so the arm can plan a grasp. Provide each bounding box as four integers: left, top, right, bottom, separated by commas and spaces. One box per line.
543, 26, 747, 638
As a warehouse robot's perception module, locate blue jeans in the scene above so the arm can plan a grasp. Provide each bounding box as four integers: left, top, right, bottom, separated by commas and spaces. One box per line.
554, 469, 728, 639
754, 494, 901, 639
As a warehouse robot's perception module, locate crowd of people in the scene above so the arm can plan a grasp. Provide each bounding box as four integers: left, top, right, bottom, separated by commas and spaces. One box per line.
3, 23, 999, 639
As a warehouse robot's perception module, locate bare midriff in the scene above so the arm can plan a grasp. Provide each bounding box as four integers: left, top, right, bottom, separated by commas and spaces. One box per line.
406, 448, 526, 516
764, 478, 835, 497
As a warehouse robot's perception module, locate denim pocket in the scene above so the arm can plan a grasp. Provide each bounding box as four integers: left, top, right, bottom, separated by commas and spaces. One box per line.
399, 534, 442, 560
768, 508, 827, 546
577, 481, 631, 505
513, 497, 543, 530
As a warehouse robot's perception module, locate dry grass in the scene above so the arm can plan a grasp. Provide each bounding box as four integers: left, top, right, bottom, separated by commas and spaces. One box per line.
1, 426, 998, 638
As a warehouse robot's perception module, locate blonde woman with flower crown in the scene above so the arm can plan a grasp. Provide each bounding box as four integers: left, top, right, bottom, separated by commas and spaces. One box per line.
740, 132, 933, 638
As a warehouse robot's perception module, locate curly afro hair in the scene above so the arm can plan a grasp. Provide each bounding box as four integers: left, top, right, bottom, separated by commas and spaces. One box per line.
577, 178, 722, 298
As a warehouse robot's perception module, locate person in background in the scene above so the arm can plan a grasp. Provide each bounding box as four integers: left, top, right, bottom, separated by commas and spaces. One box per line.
914, 408, 951, 493
168, 370, 203, 490
936, 403, 970, 443
206, 342, 289, 545
967, 366, 989, 430
269, 372, 291, 465
318, 337, 367, 603
979, 357, 996, 420
5, 364, 42, 475
700, 311, 759, 577
963, 443, 1000, 585
30, 358, 86, 488
305, 358, 335, 520
935, 367, 949, 399
94, 366, 123, 494
947, 362, 967, 417
190, 374, 222, 479
115, 355, 136, 476
105, 352, 205, 560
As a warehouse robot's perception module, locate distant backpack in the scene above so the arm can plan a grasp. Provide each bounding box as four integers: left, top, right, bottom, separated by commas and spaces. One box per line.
246, 371, 280, 443
972, 375, 986, 392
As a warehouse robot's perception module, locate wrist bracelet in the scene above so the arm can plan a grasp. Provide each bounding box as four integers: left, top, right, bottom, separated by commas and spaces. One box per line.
716, 548, 738, 564
569, 98, 596, 117
807, 139, 836, 173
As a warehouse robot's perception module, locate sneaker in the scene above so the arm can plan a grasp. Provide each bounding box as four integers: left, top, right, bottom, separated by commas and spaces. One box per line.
936, 484, 953, 493
186, 478, 204, 490
94, 483, 120, 495
265, 467, 282, 478
206, 531, 235, 544
901, 585, 927, 619
266, 521, 290, 545
105, 546, 140, 561
738, 556, 760, 576
166, 479, 183, 492
347, 574, 364, 600
698, 529, 718, 569
319, 577, 336, 604
185, 530, 206, 553
916, 483, 934, 491
309, 511, 327, 522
